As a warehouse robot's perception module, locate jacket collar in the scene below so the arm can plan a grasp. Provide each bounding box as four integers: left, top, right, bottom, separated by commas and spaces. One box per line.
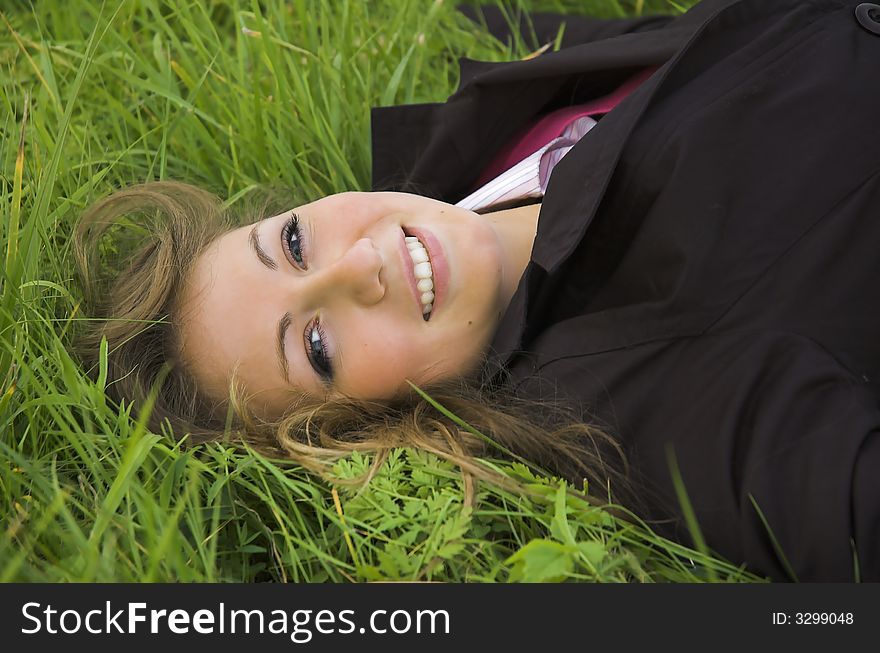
483, 2, 746, 380
479, 70, 669, 382
371, 26, 691, 203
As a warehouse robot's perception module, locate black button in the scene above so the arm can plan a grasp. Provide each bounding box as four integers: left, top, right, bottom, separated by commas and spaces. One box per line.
856, 3, 880, 35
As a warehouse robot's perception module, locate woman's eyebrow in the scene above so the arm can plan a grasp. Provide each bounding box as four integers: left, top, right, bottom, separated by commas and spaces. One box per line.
249, 224, 277, 270
276, 312, 292, 382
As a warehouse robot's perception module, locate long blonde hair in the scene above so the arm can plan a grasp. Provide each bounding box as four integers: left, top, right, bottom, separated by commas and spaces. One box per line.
73, 181, 639, 510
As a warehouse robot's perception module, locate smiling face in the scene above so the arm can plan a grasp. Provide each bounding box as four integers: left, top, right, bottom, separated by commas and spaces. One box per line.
177, 191, 511, 417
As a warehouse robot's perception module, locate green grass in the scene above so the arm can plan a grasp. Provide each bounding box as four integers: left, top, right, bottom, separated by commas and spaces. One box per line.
0, 0, 763, 583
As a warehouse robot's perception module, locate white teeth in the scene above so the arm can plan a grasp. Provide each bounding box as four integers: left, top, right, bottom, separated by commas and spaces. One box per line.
413, 261, 432, 279
405, 233, 436, 319
408, 247, 429, 264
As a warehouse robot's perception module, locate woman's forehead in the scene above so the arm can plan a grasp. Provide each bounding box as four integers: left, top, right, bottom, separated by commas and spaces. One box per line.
176, 227, 283, 399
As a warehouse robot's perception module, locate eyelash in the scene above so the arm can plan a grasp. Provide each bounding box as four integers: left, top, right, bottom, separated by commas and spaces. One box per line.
281, 213, 335, 384
304, 316, 334, 385
281, 212, 307, 269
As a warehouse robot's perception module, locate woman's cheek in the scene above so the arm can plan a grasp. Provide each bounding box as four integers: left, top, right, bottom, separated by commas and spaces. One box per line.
346, 335, 414, 399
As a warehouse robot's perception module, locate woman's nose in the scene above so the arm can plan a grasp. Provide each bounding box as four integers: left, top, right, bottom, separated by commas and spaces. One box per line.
303, 237, 386, 307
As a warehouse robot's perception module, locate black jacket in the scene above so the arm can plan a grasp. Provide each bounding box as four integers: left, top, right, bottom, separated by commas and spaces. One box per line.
370, 0, 880, 581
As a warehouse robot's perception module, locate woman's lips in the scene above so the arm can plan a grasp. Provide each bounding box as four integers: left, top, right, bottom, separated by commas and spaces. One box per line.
404, 225, 447, 318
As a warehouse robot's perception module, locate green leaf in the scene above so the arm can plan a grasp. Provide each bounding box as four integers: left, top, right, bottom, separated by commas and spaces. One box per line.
506, 539, 576, 583
380, 43, 414, 106
96, 336, 109, 391
550, 481, 575, 545
377, 548, 402, 578
577, 541, 607, 567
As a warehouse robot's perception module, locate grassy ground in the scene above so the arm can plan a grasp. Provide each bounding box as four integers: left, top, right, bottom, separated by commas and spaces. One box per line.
0, 0, 763, 582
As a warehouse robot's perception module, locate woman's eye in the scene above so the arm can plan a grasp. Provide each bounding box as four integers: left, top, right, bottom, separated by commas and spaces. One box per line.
282, 213, 306, 269
305, 318, 334, 385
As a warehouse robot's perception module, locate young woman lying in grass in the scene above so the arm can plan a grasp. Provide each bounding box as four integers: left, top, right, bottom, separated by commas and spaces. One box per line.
74, 0, 880, 582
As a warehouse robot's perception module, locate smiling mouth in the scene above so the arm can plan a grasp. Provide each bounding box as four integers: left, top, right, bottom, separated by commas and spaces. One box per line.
401, 228, 435, 321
